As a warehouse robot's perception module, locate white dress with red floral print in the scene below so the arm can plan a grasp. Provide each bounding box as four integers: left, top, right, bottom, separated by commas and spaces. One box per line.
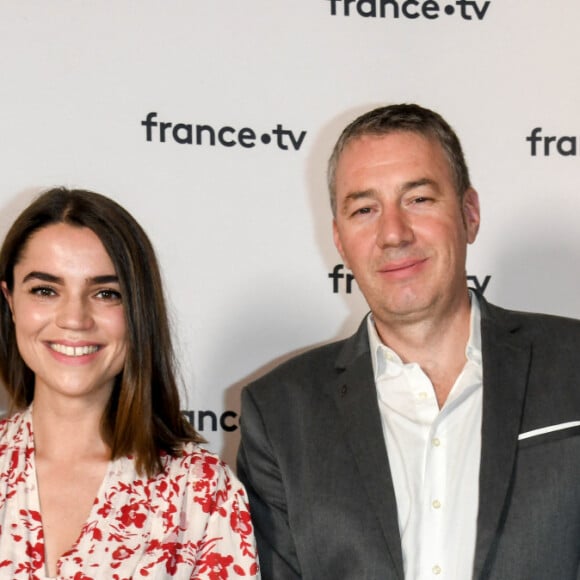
0, 408, 260, 580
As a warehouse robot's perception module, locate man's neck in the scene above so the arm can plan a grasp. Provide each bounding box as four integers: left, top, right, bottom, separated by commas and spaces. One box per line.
373, 292, 473, 407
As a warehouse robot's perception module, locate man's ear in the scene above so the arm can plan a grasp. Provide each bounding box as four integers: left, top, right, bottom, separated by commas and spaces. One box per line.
462, 188, 480, 244
332, 220, 350, 269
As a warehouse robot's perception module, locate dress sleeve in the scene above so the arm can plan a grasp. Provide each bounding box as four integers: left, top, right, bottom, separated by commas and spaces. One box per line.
237, 388, 302, 580
191, 452, 261, 579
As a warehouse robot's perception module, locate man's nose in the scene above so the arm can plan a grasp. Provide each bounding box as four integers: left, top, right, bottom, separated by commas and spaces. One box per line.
376, 207, 414, 247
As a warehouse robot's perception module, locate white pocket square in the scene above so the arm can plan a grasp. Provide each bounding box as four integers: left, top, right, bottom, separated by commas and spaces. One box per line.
518, 421, 580, 441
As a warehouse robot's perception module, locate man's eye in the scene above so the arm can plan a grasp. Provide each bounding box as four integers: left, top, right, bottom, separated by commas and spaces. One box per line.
412, 196, 434, 204
353, 207, 371, 216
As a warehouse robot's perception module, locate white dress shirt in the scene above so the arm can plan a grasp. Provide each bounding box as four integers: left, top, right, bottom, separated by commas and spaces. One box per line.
367, 294, 483, 579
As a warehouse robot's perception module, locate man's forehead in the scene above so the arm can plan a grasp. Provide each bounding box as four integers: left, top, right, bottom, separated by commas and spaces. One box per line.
341, 130, 439, 157
337, 132, 443, 175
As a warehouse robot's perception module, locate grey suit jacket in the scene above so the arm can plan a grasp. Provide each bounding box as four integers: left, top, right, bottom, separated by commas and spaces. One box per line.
237, 298, 580, 579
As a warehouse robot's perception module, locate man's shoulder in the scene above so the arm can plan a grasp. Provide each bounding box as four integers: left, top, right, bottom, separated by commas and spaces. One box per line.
244, 319, 369, 399
483, 299, 580, 354
484, 299, 580, 335
249, 337, 348, 390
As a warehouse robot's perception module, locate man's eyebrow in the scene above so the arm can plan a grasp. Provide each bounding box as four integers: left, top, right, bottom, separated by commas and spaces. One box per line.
398, 178, 438, 194
340, 189, 377, 211
21, 272, 119, 285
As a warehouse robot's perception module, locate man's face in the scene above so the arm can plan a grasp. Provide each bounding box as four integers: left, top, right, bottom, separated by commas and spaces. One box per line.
332, 131, 480, 329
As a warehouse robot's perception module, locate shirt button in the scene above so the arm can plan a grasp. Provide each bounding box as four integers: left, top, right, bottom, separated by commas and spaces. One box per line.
432, 499, 441, 509
418, 391, 429, 400
432, 438, 441, 447
432, 564, 442, 575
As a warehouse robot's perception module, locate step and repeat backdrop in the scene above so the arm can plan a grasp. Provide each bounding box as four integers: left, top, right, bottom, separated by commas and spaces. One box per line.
1, 1, 579, 467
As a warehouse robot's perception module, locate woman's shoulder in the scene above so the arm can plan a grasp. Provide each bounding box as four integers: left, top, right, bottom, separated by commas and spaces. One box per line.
153, 443, 249, 520
0, 408, 31, 448
163, 442, 239, 486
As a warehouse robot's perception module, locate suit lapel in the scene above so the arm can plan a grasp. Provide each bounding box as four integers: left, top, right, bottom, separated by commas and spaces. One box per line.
473, 299, 532, 579
328, 319, 405, 580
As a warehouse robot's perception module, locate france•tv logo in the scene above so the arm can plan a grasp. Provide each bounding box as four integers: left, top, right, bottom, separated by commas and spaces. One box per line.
328, 264, 491, 295
325, 0, 491, 20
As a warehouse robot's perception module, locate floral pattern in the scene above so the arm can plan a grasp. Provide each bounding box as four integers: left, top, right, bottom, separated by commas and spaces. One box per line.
0, 409, 260, 579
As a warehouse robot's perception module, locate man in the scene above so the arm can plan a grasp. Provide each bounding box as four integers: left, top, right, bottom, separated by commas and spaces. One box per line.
237, 104, 580, 579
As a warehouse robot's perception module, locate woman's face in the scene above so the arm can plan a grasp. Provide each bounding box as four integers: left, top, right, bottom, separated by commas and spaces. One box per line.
1, 223, 127, 408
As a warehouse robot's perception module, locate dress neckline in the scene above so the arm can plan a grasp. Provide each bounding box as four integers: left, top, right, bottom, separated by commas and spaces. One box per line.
24, 406, 114, 579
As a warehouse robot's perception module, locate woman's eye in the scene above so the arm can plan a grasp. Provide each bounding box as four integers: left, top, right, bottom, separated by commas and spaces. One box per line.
30, 286, 56, 297
96, 289, 122, 302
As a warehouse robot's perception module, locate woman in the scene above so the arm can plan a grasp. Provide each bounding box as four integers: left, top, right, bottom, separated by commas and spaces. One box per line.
0, 188, 260, 579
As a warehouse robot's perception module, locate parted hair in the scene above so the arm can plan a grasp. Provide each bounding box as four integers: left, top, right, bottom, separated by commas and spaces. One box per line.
0, 187, 202, 476
327, 103, 472, 216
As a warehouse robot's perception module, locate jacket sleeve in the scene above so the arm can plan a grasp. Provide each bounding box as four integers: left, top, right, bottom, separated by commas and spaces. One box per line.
237, 386, 303, 580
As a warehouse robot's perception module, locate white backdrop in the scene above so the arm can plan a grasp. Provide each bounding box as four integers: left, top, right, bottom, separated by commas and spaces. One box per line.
1, 1, 579, 468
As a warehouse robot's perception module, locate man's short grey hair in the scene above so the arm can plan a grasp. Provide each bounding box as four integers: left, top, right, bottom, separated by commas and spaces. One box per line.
327, 103, 471, 216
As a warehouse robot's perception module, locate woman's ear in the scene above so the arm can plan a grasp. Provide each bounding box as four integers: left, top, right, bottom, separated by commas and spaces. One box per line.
1, 281, 14, 318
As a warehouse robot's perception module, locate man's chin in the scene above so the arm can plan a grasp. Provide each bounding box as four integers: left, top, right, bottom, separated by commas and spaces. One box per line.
371, 294, 435, 323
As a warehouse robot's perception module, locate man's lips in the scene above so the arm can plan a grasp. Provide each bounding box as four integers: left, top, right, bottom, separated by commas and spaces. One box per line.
378, 258, 428, 273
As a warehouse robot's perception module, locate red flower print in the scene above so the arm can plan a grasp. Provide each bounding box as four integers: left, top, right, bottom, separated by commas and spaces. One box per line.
112, 546, 134, 561
194, 486, 217, 515
164, 552, 179, 576
73, 573, 94, 580
230, 505, 253, 536
118, 502, 147, 528
205, 552, 234, 580
96, 500, 113, 518
199, 552, 234, 580
24, 541, 43, 569
160, 502, 177, 532
0, 413, 259, 579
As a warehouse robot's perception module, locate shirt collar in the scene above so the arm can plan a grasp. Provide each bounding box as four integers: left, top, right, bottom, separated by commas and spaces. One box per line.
367, 290, 482, 381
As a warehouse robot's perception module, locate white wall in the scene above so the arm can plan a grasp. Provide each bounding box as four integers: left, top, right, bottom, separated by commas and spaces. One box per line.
1, 1, 579, 467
